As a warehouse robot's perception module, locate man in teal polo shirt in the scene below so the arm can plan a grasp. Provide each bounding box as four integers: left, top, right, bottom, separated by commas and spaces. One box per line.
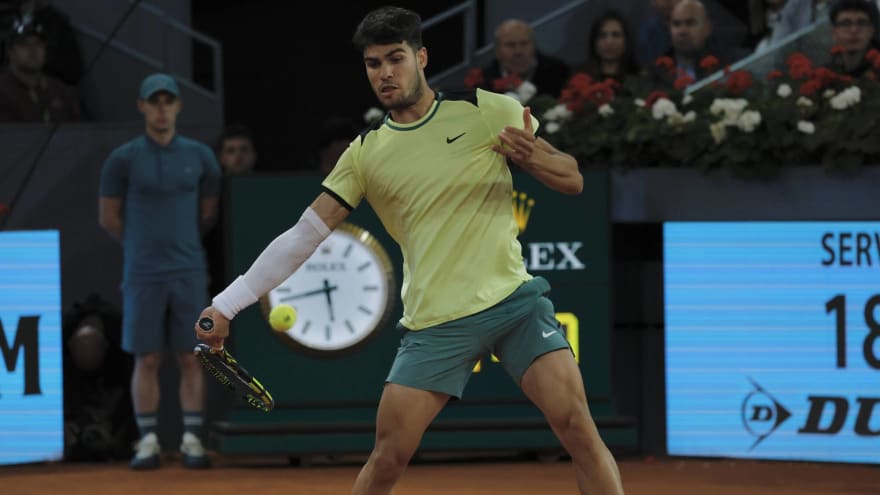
99, 73, 222, 470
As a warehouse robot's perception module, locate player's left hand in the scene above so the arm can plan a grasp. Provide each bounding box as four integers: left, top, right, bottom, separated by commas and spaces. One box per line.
493, 106, 537, 167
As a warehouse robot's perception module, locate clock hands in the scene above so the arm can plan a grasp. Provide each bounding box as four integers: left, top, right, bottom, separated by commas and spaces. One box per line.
323, 278, 335, 322
278, 280, 338, 323
279, 283, 339, 302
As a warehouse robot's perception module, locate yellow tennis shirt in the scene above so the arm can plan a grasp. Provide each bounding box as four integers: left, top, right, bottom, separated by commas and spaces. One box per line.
322, 89, 538, 330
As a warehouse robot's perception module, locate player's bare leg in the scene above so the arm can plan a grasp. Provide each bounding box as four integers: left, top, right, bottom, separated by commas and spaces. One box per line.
351, 384, 449, 495
132, 352, 162, 414
520, 349, 624, 494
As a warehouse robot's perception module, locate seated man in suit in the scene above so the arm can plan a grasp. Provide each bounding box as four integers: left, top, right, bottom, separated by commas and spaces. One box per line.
478, 18, 571, 102
650, 0, 736, 88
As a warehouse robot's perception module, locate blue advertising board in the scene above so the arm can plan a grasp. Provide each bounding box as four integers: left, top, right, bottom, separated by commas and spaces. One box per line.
664, 222, 879, 464
0, 230, 63, 465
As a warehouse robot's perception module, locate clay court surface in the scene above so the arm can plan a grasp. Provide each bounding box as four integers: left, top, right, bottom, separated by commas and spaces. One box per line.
4, 454, 878, 495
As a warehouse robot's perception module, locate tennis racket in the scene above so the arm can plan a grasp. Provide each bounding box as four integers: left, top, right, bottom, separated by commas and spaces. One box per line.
194, 317, 274, 412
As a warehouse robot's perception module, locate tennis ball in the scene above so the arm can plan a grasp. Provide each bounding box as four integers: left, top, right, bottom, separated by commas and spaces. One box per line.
269, 304, 297, 332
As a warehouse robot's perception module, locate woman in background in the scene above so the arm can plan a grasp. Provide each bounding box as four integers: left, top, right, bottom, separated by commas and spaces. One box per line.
579, 10, 642, 93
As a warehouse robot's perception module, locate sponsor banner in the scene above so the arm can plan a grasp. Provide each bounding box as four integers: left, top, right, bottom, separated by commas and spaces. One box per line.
664, 222, 880, 464
0, 230, 63, 465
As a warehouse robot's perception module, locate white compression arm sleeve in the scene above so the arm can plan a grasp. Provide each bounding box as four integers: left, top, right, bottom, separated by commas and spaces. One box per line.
212, 207, 331, 319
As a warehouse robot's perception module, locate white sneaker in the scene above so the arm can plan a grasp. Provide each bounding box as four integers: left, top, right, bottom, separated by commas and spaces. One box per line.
130, 432, 160, 470
180, 432, 211, 469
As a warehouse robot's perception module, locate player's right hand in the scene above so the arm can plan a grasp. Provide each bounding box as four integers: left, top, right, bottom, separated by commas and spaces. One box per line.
195, 306, 229, 350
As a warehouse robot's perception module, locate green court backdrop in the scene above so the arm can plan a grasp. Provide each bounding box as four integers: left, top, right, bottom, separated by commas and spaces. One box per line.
211, 170, 636, 455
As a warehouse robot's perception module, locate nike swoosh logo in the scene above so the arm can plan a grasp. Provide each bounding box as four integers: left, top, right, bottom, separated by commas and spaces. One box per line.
542, 330, 557, 338
446, 132, 466, 144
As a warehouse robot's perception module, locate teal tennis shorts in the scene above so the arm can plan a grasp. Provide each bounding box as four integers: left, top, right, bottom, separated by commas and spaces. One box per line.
121, 275, 208, 355
386, 276, 572, 398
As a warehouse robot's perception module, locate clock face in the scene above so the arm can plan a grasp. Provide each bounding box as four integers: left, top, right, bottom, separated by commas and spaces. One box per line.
260, 223, 395, 354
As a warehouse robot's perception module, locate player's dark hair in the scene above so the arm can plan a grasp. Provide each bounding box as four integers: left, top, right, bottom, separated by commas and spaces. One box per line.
352, 6, 423, 52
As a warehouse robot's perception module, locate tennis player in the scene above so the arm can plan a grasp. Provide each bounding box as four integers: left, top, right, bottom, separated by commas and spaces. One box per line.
196, 6, 624, 494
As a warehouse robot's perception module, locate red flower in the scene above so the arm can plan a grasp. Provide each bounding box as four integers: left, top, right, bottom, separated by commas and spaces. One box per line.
464, 67, 484, 88
811, 67, 838, 87
726, 70, 753, 95
785, 53, 812, 68
566, 72, 593, 92
584, 81, 616, 106
655, 56, 674, 74
799, 79, 822, 97
644, 90, 669, 108
674, 75, 695, 90
789, 63, 812, 80
767, 70, 784, 81
567, 99, 586, 113
867, 48, 880, 63
492, 74, 523, 92
830, 45, 846, 56
699, 55, 720, 71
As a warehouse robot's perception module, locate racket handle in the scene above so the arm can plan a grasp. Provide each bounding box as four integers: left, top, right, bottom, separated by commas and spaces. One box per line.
198, 317, 214, 332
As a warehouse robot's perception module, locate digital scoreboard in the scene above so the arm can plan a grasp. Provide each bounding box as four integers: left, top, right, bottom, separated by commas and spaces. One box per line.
0, 230, 63, 465
664, 222, 879, 464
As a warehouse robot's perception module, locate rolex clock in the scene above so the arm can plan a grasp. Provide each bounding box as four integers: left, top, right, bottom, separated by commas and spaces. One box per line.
260, 222, 396, 355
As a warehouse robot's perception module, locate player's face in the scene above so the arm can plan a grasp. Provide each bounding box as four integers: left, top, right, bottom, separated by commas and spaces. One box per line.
137, 92, 181, 133
363, 42, 426, 111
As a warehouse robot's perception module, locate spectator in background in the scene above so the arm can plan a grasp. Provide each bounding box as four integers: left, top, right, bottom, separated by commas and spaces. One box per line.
307, 114, 360, 176
99, 73, 222, 471
216, 123, 257, 175
18, 0, 85, 86
0, 15, 81, 122
750, 0, 789, 53
826, 0, 880, 77
63, 293, 138, 462
579, 10, 641, 91
478, 18, 571, 102
636, 0, 684, 66
651, 0, 719, 88
206, 123, 258, 302
770, 0, 836, 45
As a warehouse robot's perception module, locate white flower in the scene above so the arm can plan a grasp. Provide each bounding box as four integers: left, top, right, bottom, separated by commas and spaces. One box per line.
796, 96, 814, 107
709, 122, 727, 144
363, 107, 384, 123
709, 98, 749, 126
736, 110, 762, 133
682, 110, 696, 123
652, 98, 678, 120
543, 103, 573, 122
545, 121, 561, 134
516, 80, 537, 103
666, 111, 685, 126
710, 98, 748, 117
797, 120, 815, 134
823, 89, 836, 99
682, 94, 694, 106
598, 103, 615, 117
829, 86, 861, 110
634, 98, 646, 108
777, 84, 792, 98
